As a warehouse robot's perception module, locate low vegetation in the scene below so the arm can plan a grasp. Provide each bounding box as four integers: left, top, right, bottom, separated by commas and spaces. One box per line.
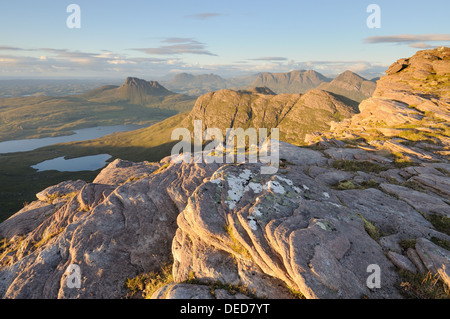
357, 213, 381, 241
331, 160, 389, 173
398, 270, 450, 299
225, 223, 252, 260
125, 263, 174, 299
426, 215, 450, 236
125, 264, 262, 299
33, 227, 64, 249
332, 179, 380, 190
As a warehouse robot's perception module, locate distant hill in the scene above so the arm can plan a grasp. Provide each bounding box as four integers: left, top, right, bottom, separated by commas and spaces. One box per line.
0, 77, 196, 141
82, 77, 194, 111
318, 70, 377, 103
248, 70, 331, 94
183, 87, 359, 145
162, 73, 257, 96
59, 86, 359, 163
0, 79, 121, 98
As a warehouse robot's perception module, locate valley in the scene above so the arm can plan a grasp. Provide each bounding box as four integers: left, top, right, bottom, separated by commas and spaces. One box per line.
0, 70, 373, 221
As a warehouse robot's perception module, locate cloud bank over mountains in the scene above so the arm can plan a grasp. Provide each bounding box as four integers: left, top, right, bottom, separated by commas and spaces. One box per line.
1, 33, 448, 79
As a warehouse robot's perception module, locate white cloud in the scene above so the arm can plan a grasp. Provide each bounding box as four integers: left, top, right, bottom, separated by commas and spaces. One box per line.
364, 34, 450, 50
184, 13, 225, 20
408, 42, 437, 49
132, 38, 217, 56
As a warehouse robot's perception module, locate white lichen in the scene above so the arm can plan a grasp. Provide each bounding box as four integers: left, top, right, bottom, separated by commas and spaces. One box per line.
248, 216, 258, 230
244, 182, 264, 194
293, 186, 302, 193
266, 180, 285, 194
225, 169, 253, 209
275, 175, 293, 186
316, 221, 328, 231
210, 178, 223, 185
252, 205, 262, 217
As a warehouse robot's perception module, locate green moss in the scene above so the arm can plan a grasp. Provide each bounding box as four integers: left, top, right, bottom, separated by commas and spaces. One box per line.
430, 237, 450, 251
333, 179, 380, 191
426, 215, 450, 236
332, 160, 389, 173
333, 180, 358, 190
357, 213, 381, 241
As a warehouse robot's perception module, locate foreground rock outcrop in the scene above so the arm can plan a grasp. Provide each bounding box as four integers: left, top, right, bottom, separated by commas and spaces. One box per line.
0, 48, 449, 299
1, 140, 449, 299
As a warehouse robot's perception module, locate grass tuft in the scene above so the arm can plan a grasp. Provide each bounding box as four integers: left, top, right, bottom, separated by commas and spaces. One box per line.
125, 263, 173, 299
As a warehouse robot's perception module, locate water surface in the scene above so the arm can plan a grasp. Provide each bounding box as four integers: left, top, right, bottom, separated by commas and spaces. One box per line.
31, 154, 112, 172
0, 124, 144, 154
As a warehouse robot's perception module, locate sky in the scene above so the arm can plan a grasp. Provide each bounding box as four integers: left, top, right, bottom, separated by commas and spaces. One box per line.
0, 0, 449, 80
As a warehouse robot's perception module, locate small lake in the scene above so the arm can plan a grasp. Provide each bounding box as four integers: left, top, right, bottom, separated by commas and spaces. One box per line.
31, 154, 112, 172
0, 124, 145, 154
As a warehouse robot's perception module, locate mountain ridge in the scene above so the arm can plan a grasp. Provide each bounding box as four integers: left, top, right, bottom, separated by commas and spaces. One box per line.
317, 70, 377, 102
249, 69, 331, 94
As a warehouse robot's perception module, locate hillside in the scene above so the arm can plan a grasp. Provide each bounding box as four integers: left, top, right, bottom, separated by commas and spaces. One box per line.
55, 86, 359, 163
0, 78, 195, 142
182, 87, 359, 145
317, 70, 377, 103
249, 70, 331, 94
162, 73, 257, 96
0, 79, 120, 98
80, 77, 194, 111
0, 48, 449, 300
163, 73, 233, 96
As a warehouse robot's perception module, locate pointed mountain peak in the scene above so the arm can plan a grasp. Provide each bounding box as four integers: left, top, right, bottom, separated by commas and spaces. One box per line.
333, 70, 367, 83
119, 77, 172, 97
122, 77, 165, 89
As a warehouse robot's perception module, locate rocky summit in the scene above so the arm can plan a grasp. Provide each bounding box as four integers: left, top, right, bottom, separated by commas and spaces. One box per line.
249, 70, 331, 94
0, 48, 449, 299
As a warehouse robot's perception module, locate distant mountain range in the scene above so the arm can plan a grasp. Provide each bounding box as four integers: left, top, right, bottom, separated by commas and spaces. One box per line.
0, 77, 196, 141
162, 69, 377, 103
317, 70, 377, 103
0, 79, 122, 98
54, 85, 360, 164
249, 70, 331, 94
162, 73, 255, 97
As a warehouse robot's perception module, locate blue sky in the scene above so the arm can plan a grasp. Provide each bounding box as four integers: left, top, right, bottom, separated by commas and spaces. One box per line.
0, 0, 449, 79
